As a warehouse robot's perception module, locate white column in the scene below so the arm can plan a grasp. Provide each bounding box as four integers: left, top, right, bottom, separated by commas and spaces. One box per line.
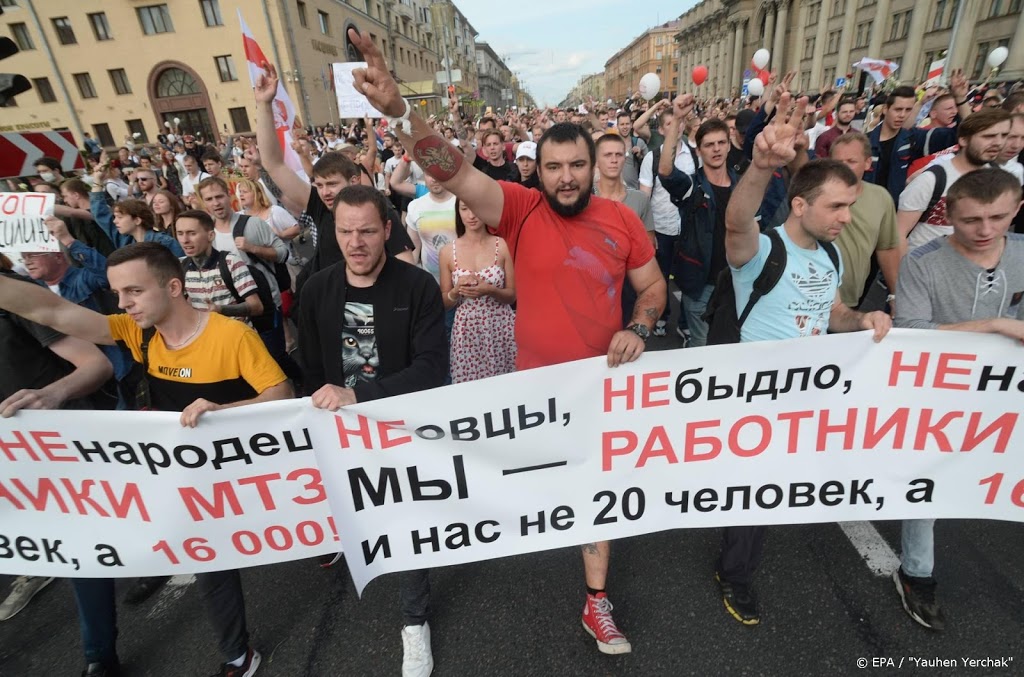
900, 0, 931, 83
999, 3, 1024, 79
772, 1, 789, 73
866, 0, 893, 57
731, 21, 743, 95
763, 4, 776, 60
810, 0, 833, 86
834, 0, 858, 82
792, 0, 809, 90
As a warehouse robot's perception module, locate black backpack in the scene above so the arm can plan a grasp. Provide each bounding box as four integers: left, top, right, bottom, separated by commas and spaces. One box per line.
233, 214, 292, 293
921, 164, 947, 224
703, 229, 840, 345
213, 248, 278, 333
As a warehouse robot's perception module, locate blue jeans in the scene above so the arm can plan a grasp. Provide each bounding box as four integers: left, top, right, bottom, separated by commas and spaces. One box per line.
655, 231, 687, 331
680, 284, 714, 347
900, 519, 935, 578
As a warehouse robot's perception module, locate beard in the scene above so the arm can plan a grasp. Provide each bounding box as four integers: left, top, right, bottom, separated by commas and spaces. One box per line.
544, 181, 593, 218
964, 144, 993, 166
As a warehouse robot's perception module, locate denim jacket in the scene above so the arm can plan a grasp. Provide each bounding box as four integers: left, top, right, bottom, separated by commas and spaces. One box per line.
89, 191, 184, 257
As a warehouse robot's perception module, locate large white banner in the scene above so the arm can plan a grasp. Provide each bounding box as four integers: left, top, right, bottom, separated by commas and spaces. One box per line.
2, 331, 1022, 590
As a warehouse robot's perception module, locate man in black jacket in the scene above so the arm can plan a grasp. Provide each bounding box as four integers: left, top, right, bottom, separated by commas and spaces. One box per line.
301, 185, 447, 677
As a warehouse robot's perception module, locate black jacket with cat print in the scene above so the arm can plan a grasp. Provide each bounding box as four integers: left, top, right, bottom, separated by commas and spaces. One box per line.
298, 255, 448, 401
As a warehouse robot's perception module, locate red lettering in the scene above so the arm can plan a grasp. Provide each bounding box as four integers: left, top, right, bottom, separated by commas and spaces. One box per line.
728, 416, 772, 457
636, 426, 679, 467
777, 410, 814, 453
237, 473, 282, 510
10, 478, 68, 512
933, 353, 975, 390
641, 371, 671, 408
30, 431, 76, 462
603, 375, 635, 413
378, 420, 412, 448
335, 413, 373, 449
888, 351, 930, 387
602, 430, 638, 471
0, 431, 39, 461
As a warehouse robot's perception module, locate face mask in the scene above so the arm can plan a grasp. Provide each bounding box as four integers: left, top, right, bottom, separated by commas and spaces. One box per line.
39, 172, 55, 182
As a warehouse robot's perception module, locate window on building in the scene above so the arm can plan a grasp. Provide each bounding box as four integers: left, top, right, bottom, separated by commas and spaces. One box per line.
831, 0, 846, 17
155, 67, 200, 96
73, 72, 97, 99
228, 107, 252, 133
318, 10, 330, 35
807, 2, 821, 25
215, 55, 238, 82
861, 0, 877, 6
126, 119, 148, 143
51, 17, 76, 45
889, 10, 912, 41
933, 0, 947, 30
137, 5, 175, 35
0, 0, 18, 7
200, 0, 223, 26
804, 37, 815, 60
296, 1, 307, 27
989, 0, 1004, 16
32, 77, 56, 103
827, 30, 842, 54
9, 22, 34, 50
93, 123, 114, 148
855, 21, 872, 47
974, 38, 1010, 79
88, 12, 112, 41
109, 68, 132, 95
921, 51, 939, 80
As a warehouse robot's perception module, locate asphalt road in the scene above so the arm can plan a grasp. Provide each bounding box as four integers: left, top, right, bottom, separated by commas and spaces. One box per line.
2, 304, 1023, 676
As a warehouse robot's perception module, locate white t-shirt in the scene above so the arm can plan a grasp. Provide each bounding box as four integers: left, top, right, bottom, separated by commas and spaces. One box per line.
639, 144, 697, 236
263, 205, 297, 239
898, 155, 965, 250
1000, 159, 1024, 185
180, 171, 211, 197
406, 193, 456, 282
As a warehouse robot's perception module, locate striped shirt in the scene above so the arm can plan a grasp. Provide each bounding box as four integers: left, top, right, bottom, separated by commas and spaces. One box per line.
181, 249, 258, 325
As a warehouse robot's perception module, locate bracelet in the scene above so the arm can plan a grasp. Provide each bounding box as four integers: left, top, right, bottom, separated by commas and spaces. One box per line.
387, 98, 413, 136
447, 290, 458, 302
956, 99, 969, 106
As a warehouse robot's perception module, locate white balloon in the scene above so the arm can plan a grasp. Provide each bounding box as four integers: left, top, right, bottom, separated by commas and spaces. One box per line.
987, 46, 1009, 69
163, 121, 172, 128
132, 132, 141, 139
173, 117, 181, 125
638, 73, 661, 101
752, 49, 771, 70
747, 78, 765, 97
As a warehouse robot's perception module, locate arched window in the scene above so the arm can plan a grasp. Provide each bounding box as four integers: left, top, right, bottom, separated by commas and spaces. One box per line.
155, 68, 200, 97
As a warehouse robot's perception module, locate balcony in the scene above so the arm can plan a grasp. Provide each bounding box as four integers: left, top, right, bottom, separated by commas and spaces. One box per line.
394, 1, 415, 20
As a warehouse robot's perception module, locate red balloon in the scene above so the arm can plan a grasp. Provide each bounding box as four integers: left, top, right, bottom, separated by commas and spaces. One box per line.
692, 65, 708, 86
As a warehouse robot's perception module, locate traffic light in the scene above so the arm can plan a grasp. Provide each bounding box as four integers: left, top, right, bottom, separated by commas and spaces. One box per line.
0, 37, 31, 107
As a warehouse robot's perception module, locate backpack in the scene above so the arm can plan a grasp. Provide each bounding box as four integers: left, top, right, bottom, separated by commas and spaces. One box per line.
233, 214, 292, 293
215, 249, 278, 333
921, 164, 947, 224
702, 229, 840, 345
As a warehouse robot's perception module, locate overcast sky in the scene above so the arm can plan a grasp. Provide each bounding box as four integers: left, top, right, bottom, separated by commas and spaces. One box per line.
455, 0, 700, 106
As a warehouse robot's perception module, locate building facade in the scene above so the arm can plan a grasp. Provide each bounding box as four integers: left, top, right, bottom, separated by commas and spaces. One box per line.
475, 41, 512, 111
560, 72, 605, 108
604, 20, 681, 103
676, 0, 1024, 99
429, 0, 479, 108
0, 0, 495, 146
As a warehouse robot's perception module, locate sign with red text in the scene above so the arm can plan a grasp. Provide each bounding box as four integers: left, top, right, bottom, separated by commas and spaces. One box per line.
2, 331, 1023, 589
0, 192, 57, 254
312, 330, 1024, 593
0, 400, 339, 577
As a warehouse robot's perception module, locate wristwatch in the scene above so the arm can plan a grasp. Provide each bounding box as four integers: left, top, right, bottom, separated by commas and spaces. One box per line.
626, 323, 650, 342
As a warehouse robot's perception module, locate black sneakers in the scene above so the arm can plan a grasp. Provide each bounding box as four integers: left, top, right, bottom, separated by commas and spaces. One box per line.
123, 576, 170, 605
212, 648, 261, 677
715, 572, 759, 625
893, 567, 946, 631
82, 660, 121, 677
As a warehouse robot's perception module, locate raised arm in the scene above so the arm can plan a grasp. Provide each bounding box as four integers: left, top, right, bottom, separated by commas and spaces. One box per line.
254, 64, 313, 208
0, 274, 113, 346
348, 28, 504, 227
632, 99, 669, 142
726, 93, 808, 268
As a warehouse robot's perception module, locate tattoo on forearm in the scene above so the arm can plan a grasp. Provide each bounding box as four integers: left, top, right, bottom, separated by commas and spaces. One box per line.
217, 302, 251, 317
581, 543, 600, 555
413, 136, 463, 182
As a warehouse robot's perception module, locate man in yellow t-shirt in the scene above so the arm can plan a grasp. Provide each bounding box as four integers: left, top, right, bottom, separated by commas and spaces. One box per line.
0, 242, 291, 677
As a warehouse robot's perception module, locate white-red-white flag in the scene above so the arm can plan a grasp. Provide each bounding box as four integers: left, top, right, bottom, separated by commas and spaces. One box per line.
853, 58, 900, 84
923, 57, 946, 88
238, 10, 308, 181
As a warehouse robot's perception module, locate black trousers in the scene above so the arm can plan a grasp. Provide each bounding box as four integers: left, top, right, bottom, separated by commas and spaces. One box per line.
717, 526, 766, 587
400, 569, 430, 626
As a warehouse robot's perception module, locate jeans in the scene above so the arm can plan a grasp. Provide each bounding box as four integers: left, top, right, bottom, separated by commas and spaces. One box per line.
900, 519, 935, 578
72, 570, 249, 664
680, 283, 714, 347
717, 526, 767, 587
655, 231, 687, 331
400, 569, 431, 626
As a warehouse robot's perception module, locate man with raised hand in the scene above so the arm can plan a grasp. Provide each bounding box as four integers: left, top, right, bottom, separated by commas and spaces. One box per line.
333, 27, 665, 659
720, 92, 891, 626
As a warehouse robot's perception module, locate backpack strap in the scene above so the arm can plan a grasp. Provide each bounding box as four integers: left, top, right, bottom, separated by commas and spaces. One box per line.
215, 250, 244, 303
819, 239, 840, 274
737, 229, 787, 328
134, 326, 157, 410
922, 164, 947, 219
232, 213, 251, 239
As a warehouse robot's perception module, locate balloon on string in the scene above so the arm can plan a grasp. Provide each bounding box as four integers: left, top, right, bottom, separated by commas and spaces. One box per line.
747, 78, 765, 97
638, 73, 662, 100
752, 49, 771, 70
987, 46, 1008, 68
692, 65, 708, 86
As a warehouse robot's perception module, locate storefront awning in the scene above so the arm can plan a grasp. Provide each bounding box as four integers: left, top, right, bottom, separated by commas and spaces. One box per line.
398, 80, 440, 98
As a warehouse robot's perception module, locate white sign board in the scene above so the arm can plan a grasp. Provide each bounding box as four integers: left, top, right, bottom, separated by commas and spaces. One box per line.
436, 69, 463, 85
0, 192, 57, 254
333, 62, 384, 118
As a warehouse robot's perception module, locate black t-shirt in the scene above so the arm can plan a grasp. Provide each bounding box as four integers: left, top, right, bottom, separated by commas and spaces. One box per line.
726, 145, 749, 176
305, 188, 414, 272
708, 183, 733, 285
65, 216, 117, 257
341, 285, 379, 388
381, 149, 395, 165
473, 155, 514, 182
876, 136, 897, 189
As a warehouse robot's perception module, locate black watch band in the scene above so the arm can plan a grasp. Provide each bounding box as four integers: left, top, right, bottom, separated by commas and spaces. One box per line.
627, 323, 650, 342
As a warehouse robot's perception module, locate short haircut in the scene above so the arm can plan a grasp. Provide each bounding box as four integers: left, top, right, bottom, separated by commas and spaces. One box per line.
34, 157, 61, 172
695, 119, 729, 147
200, 149, 222, 164
333, 184, 389, 226
113, 199, 156, 231
536, 122, 596, 167
1004, 91, 1024, 112
311, 151, 360, 180
830, 130, 872, 158
595, 133, 627, 151
107, 241, 185, 286
788, 159, 858, 205
836, 98, 857, 111
616, 111, 631, 121
932, 93, 956, 109
958, 108, 1012, 141
176, 209, 215, 231
886, 86, 917, 106
60, 177, 90, 197
196, 175, 230, 196
945, 168, 1022, 216
481, 130, 504, 145
479, 116, 497, 129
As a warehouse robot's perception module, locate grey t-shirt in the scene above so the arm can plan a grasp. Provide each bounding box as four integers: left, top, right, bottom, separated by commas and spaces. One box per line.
895, 234, 1024, 329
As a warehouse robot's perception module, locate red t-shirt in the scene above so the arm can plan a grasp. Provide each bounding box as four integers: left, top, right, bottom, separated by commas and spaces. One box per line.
495, 181, 655, 370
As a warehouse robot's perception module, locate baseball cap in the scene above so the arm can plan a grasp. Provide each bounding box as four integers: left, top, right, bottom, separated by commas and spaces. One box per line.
516, 141, 537, 160
735, 109, 757, 135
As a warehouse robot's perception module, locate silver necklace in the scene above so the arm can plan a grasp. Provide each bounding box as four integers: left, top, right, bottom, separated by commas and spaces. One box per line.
164, 313, 203, 349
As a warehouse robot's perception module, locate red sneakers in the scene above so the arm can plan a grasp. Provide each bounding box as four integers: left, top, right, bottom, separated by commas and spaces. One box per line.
581, 593, 632, 654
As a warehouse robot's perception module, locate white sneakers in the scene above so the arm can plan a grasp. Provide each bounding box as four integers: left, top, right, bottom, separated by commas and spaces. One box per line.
401, 622, 434, 677
0, 576, 54, 621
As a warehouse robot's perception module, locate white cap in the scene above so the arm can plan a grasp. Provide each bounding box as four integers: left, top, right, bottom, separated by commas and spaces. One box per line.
516, 141, 537, 160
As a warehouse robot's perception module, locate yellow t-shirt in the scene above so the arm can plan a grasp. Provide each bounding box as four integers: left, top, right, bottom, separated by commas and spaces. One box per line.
108, 312, 286, 411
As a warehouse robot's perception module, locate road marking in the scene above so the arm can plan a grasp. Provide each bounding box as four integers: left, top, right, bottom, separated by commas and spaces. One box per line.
146, 574, 195, 619
838, 521, 901, 577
